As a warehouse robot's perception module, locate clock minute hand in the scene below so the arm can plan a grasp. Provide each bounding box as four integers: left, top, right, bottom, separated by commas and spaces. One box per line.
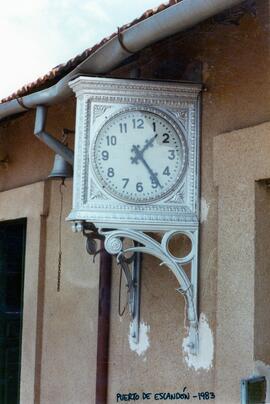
130, 145, 162, 189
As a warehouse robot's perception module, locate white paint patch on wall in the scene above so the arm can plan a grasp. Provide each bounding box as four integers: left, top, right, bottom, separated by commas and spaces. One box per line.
129, 321, 150, 356
200, 197, 210, 223
182, 313, 214, 371
254, 360, 270, 403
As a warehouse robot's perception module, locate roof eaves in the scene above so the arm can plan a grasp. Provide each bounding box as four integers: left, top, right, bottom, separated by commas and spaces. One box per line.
0, 0, 181, 104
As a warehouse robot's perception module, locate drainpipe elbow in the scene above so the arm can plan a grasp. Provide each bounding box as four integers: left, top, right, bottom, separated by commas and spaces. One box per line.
34, 105, 74, 166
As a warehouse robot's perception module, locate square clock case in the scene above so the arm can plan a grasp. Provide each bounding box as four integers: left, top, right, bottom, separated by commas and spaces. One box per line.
68, 76, 201, 354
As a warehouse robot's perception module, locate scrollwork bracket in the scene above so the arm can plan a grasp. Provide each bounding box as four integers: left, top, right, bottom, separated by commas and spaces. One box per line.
73, 222, 199, 354
73, 221, 142, 344
100, 227, 199, 355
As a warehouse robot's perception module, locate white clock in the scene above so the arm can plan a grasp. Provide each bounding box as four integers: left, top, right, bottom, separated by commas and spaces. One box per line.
68, 77, 200, 230
91, 106, 187, 204
69, 77, 201, 355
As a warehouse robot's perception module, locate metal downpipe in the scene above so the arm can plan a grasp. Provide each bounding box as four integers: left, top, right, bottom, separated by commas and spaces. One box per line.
34, 105, 74, 165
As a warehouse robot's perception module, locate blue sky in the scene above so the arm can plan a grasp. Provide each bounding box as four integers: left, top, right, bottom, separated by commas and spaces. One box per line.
0, 0, 160, 99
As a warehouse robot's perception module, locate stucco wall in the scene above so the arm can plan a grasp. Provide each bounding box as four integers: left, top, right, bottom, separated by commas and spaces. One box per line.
0, 4, 270, 404
39, 180, 99, 404
214, 122, 270, 403
106, 8, 270, 404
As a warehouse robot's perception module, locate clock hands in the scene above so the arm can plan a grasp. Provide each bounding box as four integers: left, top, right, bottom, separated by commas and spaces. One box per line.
131, 145, 162, 188
130, 134, 157, 164
130, 134, 162, 189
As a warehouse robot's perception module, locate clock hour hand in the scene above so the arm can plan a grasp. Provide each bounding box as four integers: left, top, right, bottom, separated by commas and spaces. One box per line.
130, 145, 162, 189
131, 134, 157, 165
141, 133, 158, 153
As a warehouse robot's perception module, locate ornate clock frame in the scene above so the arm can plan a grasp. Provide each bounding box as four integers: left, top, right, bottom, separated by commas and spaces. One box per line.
68, 77, 201, 354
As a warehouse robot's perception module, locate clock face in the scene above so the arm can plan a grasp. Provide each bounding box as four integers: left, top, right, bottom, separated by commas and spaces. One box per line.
91, 106, 187, 204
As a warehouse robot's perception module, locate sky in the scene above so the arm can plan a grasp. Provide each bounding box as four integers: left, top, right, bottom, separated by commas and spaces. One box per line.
0, 0, 160, 100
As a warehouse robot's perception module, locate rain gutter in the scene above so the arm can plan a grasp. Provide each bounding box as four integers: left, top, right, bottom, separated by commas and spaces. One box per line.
0, 0, 244, 122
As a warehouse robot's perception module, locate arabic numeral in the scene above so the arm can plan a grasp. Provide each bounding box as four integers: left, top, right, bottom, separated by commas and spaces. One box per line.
162, 133, 170, 143
198, 392, 210, 400
106, 135, 117, 146
151, 179, 158, 189
136, 182, 143, 192
119, 123, 127, 133
107, 167, 114, 177
122, 178, 129, 188
102, 150, 109, 160
163, 166, 170, 176
168, 150, 175, 160
132, 119, 144, 129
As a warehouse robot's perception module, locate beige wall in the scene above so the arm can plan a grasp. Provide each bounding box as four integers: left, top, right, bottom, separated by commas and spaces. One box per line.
0, 181, 99, 404
0, 4, 270, 404
38, 180, 99, 404
214, 122, 270, 403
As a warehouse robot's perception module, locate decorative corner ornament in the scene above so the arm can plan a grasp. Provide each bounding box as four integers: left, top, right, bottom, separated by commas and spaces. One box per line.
68, 77, 201, 355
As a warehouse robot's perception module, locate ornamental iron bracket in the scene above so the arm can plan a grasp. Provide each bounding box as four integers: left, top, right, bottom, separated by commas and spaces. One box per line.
117, 248, 141, 344
99, 227, 199, 355
75, 222, 142, 345
73, 222, 199, 354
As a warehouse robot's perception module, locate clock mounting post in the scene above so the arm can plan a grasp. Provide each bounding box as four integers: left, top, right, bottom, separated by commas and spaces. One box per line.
68, 76, 201, 355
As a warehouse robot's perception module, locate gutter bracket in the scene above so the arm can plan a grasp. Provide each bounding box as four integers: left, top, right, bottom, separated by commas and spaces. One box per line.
117, 27, 134, 54
16, 97, 32, 111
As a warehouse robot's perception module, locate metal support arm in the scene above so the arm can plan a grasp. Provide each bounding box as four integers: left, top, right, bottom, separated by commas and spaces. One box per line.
100, 228, 199, 355
76, 222, 199, 354
80, 223, 142, 344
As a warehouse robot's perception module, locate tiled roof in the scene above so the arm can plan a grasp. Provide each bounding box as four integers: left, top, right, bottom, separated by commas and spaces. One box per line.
1, 0, 181, 104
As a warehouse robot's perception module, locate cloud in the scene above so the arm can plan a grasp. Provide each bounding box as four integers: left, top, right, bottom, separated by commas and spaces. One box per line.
80, 1, 111, 23
0, 0, 49, 19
